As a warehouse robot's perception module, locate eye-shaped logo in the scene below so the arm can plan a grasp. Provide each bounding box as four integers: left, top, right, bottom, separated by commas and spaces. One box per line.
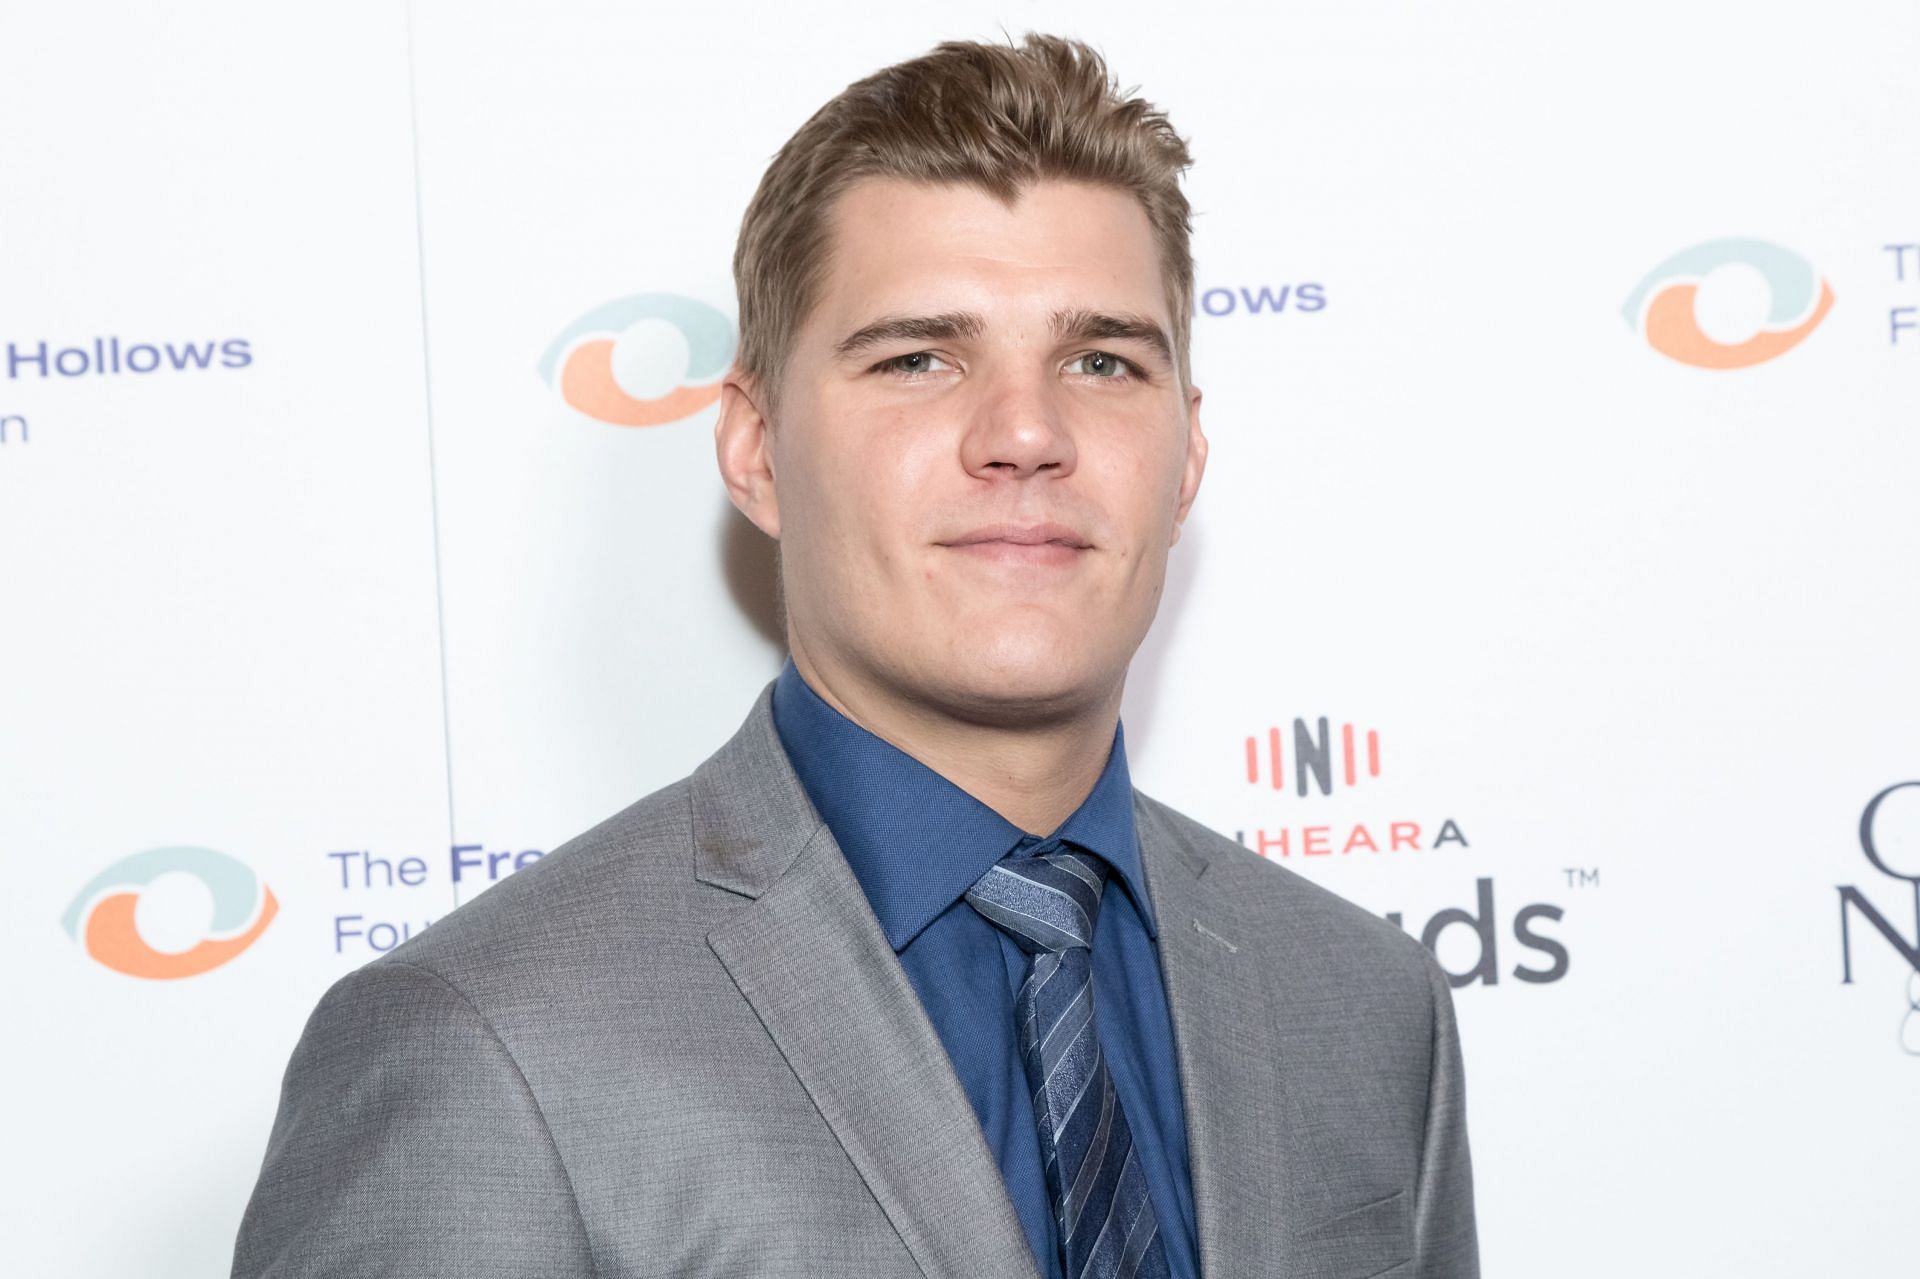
538, 294, 737, 426
61, 847, 278, 979
1622, 239, 1833, 369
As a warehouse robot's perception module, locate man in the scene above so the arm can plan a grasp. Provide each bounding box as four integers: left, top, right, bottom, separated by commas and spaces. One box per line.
234, 34, 1477, 1279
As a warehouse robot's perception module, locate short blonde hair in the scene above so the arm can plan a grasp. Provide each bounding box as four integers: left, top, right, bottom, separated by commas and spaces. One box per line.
732, 34, 1195, 402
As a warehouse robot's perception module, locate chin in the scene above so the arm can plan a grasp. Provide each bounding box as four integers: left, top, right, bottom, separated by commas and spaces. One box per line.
919, 635, 1124, 726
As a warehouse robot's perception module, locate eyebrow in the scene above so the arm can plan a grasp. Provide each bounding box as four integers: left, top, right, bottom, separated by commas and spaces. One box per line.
1050, 308, 1174, 366
833, 307, 1174, 367
834, 311, 985, 358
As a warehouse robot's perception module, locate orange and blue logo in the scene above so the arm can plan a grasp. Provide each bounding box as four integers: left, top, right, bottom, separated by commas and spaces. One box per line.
61, 847, 277, 979
1623, 239, 1834, 369
538, 294, 737, 426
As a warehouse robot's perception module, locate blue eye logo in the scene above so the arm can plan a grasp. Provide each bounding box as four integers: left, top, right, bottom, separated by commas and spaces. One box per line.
61, 847, 277, 980
1622, 239, 1833, 369
538, 294, 736, 427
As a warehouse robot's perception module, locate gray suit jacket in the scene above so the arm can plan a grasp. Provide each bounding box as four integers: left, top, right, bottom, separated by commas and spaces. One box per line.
234, 688, 1477, 1278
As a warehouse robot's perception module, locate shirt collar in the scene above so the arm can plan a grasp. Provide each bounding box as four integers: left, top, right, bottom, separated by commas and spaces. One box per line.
770, 659, 1156, 951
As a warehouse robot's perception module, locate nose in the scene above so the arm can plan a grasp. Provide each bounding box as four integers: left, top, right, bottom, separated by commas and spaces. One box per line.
958, 363, 1078, 482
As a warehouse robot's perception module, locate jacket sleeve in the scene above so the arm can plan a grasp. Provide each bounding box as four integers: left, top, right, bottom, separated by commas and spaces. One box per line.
1410, 948, 1480, 1278
230, 958, 595, 1278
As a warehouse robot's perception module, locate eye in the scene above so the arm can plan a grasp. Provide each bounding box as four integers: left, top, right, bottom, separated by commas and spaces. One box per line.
874, 351, 955, 376
1066, 350, 1140, 379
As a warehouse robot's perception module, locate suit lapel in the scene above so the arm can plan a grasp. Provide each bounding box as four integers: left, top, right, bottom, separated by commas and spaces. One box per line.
695, 690, 1040, 1279
1135, 795, 1349, 1278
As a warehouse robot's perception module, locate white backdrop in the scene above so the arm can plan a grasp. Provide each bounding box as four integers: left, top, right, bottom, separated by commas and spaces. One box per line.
3, 2, 1917, 1275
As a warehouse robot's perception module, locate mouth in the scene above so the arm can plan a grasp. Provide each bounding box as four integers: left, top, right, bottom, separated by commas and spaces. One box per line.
936, 522, 1093, 566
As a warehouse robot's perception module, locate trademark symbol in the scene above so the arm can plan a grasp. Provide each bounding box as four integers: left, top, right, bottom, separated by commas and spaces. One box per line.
1562, 867, 1601, 889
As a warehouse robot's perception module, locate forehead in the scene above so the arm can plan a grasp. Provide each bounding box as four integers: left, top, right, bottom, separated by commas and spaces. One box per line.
809, 177, 1171, 334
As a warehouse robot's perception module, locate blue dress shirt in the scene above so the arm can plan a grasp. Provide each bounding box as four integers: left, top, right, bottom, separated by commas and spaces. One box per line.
771, 661, 1198, 1279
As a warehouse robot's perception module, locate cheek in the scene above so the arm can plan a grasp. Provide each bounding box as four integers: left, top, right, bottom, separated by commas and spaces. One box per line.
1094, 424, 1187, 543
782, 407, 952, 563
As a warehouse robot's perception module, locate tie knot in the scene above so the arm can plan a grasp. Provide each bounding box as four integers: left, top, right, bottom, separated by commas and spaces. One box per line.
964, 845, 1109, 954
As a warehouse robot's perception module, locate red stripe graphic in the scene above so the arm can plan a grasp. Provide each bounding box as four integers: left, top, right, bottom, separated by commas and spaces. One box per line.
1244, 720, 1385, 793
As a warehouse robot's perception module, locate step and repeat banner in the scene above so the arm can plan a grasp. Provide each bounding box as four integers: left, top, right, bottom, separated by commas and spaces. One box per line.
3, 2, 1916, 1275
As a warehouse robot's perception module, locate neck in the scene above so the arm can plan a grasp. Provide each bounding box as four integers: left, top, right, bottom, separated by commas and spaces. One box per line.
788, 643, 1123, 835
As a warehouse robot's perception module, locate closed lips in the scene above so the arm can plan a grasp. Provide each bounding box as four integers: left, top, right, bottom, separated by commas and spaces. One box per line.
939, 523, 1091, 549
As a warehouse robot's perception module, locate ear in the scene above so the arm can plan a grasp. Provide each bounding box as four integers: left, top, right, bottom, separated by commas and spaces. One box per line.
1170, 383, 1208, 546
715, 370, 781, 539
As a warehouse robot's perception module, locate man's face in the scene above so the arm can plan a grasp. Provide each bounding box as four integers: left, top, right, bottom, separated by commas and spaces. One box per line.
725, 177, 1206, 726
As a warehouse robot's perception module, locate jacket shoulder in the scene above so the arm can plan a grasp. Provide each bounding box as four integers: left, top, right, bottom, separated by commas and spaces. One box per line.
374, 774, 700, 986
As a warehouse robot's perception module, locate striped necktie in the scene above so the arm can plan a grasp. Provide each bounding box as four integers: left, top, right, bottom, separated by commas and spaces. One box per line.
965, 844, 1172, 1279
